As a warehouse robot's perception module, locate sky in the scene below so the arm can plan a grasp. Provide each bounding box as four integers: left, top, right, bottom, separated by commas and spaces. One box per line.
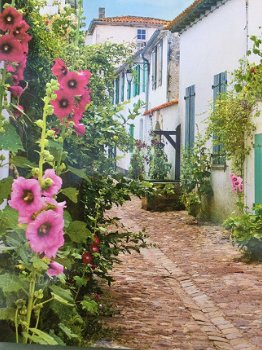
83, 0, 195, 28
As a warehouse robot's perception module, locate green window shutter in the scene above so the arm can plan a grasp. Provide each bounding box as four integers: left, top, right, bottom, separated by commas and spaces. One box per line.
212, 72, 227, 164
121, 72, 125, 102
127, 81, 131, 99
255, 134, 262, 204
115, 78, 119, 104
136, 65, 140, 96
185, 85, 195, 149
129, 124, 135, 138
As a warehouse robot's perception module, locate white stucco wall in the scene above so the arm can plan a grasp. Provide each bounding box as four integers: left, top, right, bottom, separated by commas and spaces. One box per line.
0, 108, 10, 210
86, 25, 157, 46
40, 0, 66, 15
244, 103, 262, 210
179, 0, 262, 221
148, 34, 169, 109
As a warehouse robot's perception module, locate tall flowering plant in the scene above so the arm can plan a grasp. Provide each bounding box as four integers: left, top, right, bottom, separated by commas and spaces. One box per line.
0, 5, 92, 344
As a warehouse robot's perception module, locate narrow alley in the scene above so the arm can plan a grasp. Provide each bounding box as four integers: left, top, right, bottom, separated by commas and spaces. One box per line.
103, 197, 262, 350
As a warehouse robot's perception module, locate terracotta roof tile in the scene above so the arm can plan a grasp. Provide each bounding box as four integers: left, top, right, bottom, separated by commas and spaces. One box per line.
98, 16, 169, 26
144, 99, 178, 115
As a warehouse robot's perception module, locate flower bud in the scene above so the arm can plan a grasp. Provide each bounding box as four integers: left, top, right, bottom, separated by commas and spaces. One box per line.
32, 168, 40, 177
46, 129, 56, 137
35, 120, 44, 128
42, 177, 54, 189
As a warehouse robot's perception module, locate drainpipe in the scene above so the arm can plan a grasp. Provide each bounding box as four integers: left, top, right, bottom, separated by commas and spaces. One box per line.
244, 0, 249, 208
141, 51, 150, 112
245, 0, 249, 54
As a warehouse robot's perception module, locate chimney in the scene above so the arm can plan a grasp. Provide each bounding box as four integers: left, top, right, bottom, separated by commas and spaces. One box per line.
99, 8, 105, 19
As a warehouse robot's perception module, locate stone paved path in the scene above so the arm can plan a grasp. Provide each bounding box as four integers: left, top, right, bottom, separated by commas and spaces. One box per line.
103, 197, 262, 350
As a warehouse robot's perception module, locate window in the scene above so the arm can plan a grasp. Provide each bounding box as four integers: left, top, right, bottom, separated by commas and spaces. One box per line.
212, 72, 227, 164
184, 85, 195, 149
115, 77, 120, 104
151, 40, 163, 90
127, 80, 131, 100
133, 65, 140, 97
137, 29, 146, 41
121, 72, 125, 102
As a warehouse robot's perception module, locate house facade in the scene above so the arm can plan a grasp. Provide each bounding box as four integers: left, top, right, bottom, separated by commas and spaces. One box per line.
114, 29, 180, 179
40, 0, 79, 15
169, 0, 262, 221
86, 11, 169, 49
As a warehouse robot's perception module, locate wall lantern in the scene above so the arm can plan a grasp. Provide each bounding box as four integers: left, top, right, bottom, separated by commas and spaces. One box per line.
125, 68, 133, 84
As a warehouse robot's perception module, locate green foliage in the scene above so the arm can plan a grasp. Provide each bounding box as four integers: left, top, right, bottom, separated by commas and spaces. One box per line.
0, 124, 24, 153
148, 138, 171, 180
224, 204, 262, 260
206, 92, 255, 174
180, 135, 212, 217
0, 177, 13, 205
129, 140, 146, 180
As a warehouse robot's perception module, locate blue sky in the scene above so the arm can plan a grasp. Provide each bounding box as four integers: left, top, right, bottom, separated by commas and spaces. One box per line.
83, 0, 195, 28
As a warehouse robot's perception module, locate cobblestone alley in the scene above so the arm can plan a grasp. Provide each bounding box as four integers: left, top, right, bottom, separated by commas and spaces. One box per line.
102, 197, 262, 350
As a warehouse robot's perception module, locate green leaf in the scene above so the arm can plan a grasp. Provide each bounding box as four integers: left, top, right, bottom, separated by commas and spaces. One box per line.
0, 124, 24, 153
31, 256, 48, 271
50, 285, 74, 303
0, 207, 19, 237
67, 165, 91, 183
64, 210, 72, 228
51, 292, 74, 307
59, 323, 79, 339
73, 275, 87, 288
12, 156, 37, 169
0, 177, 13, 204
0, 307, 16, 321
28, 328, 59, 345
80, 298, 98, 314
66, 220, 92, 243
61, 187, 79, 203
0, 273, 26, 294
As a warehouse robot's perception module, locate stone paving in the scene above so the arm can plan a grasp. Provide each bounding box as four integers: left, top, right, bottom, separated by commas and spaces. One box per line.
102, 197, 262, 350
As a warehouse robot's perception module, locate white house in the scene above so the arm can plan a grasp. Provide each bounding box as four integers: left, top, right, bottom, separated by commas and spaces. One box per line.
40, 0, 79, 15
114, 29, 180, 179
86, 10, 169, 49
168, 0, 262, 221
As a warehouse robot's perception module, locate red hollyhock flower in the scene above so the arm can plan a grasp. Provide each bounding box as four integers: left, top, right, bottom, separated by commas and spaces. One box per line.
51, 89, 74, 119
0, 7, 23, 32
60, 71, 86, 96
12, 20, 30, 40
9, 85, 24, 97
78, 70, 92, 85
74, 123, 86, 136
13, 104, 24, 119
20, 33, 32, 54
0, 34, 24, 62
51, 58, 68, 80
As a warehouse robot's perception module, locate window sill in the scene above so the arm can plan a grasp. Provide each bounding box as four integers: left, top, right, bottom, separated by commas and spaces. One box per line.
211, 164, 227, 171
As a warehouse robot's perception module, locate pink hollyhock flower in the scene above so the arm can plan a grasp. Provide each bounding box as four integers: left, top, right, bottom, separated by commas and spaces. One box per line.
47, 261, 64, 277
51, 58, 68, 80
230, 173, 243, 192
42, 197, 66, 216
74, 123, 86, 136
42, 169, 62, 197
51, 89, 74, 119
0, 34, 24, 62
20, 33, 31, 54
9, 84, 24, 97
6, 63, 16, 72
26, 210, 64, 258
60, 71, 87, 96
0, 7, 23, 32
78, 70, 92, 85
8, 177, 43, 221
12, 20, 30, 40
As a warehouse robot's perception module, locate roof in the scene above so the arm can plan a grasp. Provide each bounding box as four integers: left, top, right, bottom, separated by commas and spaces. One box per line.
88, 16, 169, 34
144, 100, 178, 116
167, 0, 228, 33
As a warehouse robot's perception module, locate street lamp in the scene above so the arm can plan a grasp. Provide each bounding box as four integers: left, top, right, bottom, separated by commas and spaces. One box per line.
125, 68, 133, 84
